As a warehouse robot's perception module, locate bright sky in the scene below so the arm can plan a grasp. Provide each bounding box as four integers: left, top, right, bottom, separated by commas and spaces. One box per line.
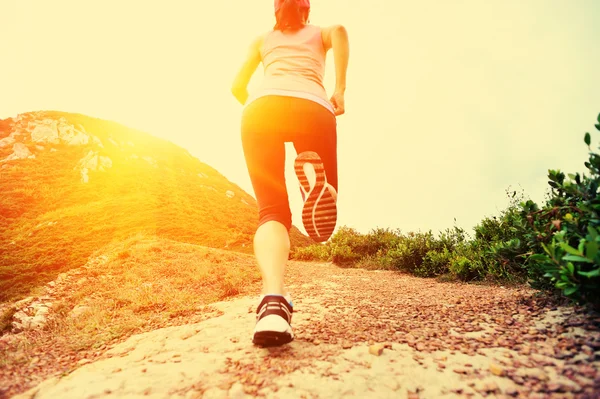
2, 0, 600, 236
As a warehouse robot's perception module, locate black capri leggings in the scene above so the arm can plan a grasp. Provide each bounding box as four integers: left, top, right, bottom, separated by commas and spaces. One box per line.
241, 95, 337, 231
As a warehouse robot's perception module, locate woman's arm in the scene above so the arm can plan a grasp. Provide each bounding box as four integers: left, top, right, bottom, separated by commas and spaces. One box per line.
231, 35, 263, 105
322, 25, 349, 96
322, 25, 349, 115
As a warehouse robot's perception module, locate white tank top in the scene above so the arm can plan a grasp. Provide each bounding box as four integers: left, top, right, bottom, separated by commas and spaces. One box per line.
246, 25, 334, 114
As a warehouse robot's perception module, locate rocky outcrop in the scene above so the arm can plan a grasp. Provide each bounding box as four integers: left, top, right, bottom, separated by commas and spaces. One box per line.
0, 134, 16, 148
77, 151, 113, 183
0, 115, 104, 167
7, 255, 110, 333
30, 118, 91, 146
78, 150, 113, 171
1, 143, 35, 162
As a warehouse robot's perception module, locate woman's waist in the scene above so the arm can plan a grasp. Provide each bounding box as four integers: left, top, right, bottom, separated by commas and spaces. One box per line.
246, 89, 334, 115
258, 76, 327, 97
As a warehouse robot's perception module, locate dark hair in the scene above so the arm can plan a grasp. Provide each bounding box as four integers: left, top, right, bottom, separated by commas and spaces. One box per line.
274, 0, 309, 31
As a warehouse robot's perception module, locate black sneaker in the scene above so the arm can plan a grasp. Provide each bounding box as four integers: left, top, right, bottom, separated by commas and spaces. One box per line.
294, 151, 337, 243
252, 295, 294, 347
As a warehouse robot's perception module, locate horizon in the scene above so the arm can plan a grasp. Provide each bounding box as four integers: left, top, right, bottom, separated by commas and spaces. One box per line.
2, 0, 600, 237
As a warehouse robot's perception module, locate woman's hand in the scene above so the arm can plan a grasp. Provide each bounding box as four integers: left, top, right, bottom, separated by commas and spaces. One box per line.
330, 91, 345, 116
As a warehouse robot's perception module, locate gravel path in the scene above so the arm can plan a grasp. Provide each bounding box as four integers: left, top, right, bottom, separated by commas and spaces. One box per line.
8, 261, 600, 398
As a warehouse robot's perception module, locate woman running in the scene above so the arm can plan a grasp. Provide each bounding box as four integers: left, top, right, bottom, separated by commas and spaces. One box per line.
231, 0, 349, 346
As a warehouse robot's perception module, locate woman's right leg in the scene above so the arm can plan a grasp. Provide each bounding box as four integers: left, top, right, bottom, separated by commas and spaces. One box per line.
292, 100, 339, 242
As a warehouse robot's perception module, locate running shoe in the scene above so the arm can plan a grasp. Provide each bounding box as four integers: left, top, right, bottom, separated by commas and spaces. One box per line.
294, 151, 337, 242
252, 295, 294, 347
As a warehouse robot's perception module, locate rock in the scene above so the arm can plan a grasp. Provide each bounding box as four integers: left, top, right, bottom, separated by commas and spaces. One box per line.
490, 362, 505, 376
70, 305, 91, 318
515, 368, 548, 381
142, 156, 157, 167
35, 306, 50, 316
13, 312, 47, 331
31, 121, 60, 144
483, 381, 499, 393
92, 136, 104, 148
77, 150, 112, 172
342, 342, 353, 349
0, 136, 15, 148
369, 343, 384, 356
58, 122, 89, 145
3, 143, 33, 162
546, 382, 561, 392
15, 297, 34, 308
28, 118, 90, 145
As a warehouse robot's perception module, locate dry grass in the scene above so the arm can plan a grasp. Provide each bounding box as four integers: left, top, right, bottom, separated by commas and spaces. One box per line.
53, 235, 261, 350
0, 235, 261, 391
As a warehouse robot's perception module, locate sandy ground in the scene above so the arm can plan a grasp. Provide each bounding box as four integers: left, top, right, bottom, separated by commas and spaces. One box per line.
6, 261, 600, 398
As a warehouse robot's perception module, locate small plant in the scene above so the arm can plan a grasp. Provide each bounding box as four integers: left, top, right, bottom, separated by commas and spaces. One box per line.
0, 306, 16, 334
292, 243, 331, 262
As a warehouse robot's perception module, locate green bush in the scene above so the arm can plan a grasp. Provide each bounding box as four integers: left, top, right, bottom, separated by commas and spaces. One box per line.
292, 243, 331, 261
417, 248, 452, 277
449, 255, 484, 281
380, 231, 436, 273
525, 113, 600, 307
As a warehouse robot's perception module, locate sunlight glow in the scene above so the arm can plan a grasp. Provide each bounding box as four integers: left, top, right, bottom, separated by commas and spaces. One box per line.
1, 0, 599, 235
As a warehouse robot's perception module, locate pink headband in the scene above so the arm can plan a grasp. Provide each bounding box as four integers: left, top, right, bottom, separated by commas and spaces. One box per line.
274, 0, 310, 12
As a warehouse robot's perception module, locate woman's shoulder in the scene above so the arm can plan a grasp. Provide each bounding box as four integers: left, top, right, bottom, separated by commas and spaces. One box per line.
306, 24, 324, 32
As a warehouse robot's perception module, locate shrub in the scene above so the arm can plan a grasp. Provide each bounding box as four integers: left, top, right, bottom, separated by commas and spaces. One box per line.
525, 113, 600, 307
292, 243, 331, 262
449, 255, 484, 281
379, 231, 436, 273
417, 248, 452, 277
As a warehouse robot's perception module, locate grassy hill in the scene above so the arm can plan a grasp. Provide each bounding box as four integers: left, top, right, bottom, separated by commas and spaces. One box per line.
0, 111, 313, 301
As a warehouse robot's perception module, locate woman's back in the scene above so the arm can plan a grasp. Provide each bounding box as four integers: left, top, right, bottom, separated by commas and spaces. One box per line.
259, 25, 328, 102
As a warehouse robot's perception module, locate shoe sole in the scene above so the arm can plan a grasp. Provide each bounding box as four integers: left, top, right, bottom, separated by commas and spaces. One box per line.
294, 151, 337, 243
252, 331, 294, 347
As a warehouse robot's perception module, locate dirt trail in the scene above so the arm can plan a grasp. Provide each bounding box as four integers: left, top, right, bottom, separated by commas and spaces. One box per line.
9, 261, 600, 398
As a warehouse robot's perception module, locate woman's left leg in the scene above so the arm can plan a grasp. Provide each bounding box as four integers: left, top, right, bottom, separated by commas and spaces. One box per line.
241, 97, 295, 346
